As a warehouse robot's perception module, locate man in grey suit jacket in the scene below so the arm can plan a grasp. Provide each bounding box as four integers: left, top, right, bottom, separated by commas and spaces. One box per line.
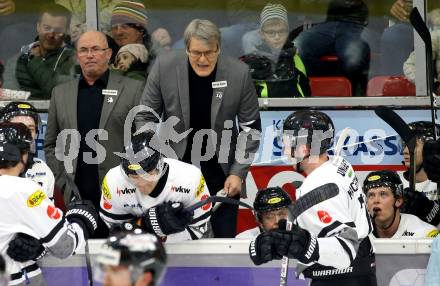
135, 19, 261, 237
44, 30, 144, 238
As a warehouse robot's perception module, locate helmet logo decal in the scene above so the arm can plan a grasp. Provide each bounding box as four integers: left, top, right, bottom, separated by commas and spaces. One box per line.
17, 104, 31, 109
267, 197, 282, 204
128, 164, 142, 171
368, 175, 381, 181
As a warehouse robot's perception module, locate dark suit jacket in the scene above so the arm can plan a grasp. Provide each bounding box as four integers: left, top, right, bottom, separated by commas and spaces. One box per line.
44, 70, 144, 203
135, 50, 261, 182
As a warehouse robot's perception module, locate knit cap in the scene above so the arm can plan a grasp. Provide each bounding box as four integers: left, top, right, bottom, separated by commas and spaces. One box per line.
111, 0, 148, 30
117, 43, 149, 63
260, 3, 288, 28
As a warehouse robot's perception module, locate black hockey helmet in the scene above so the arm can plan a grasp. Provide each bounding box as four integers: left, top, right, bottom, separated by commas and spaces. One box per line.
254, 187, 292, 214
363, 170, 403, 197
96, 232, 167, 285
407, 121, 440, 142
282, 110, 335, 155
121, 131, 163, 176
0, 122, 32, 164
0, 102, 41, 131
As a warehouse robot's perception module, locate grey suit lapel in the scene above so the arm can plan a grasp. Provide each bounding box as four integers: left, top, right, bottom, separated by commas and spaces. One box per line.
68, 79, 79, 129
211, 57, 227, 128
99, 71, 124, 130
177, 61, 190, 130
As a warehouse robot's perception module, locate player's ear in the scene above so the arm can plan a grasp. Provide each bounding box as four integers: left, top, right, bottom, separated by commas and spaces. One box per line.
395, 196, 404, 208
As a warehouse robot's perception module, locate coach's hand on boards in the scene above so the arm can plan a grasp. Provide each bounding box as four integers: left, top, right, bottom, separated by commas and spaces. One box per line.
7, 233, 47, 262
141, 202, 193, 237
401, 188, 440, 225
65, 200, 98, 239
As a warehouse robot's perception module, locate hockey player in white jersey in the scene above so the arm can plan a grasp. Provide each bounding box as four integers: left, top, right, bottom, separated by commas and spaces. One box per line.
363, 170, 438, 239
0, 101, 55, 201
236, 187, 291, 239
249, 110, 376, 286
0, 122, 99, 285
400, 121, 440, 227
99, 131, 212, 242
94, 231, 167, 286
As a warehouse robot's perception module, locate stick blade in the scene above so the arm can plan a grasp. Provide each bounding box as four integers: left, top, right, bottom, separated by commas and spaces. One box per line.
374, 106, 415, 144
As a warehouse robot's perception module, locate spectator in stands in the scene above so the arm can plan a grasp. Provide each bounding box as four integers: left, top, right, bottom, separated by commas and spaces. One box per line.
44, 30, 144, 238
111, 43, 149, 82
13, 3, 76, 100
236, 187, 292, 239
110, 0, 171, 66
294, 0, 370, 96
240, 3, 310, 98
364, 170, 439, 239
380, 0, 414, 76
135, 19, 261, 238
403, 8, 440, 95
0, 0, 14, 16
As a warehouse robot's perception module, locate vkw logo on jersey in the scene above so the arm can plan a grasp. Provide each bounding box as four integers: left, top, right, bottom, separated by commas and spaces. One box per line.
116, 187, 136, 196
27, 190, 46, 207
317, 210, 332, 224
171, 185, 191, 194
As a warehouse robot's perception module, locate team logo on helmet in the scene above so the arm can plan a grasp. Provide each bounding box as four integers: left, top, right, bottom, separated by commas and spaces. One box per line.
128, 164, 142, 171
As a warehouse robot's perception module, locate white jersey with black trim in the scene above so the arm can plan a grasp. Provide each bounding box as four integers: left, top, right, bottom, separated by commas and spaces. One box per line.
236, 227, 261, 239
0, 175, 86, 285
99, 158, 212, 243
296, 156, 373, 271
372, 213, 439, 239
400, 174, 438, 200
24, 157, 55, 201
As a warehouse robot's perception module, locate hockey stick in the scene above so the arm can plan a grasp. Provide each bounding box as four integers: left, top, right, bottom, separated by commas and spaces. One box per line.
279, 182, 339, 286
410, 7, 440, 201
374, 106, 417, 193
331, 127, 351, 164
185, 195, 254, 213
410, 7, 438, 140
64, 174, 94, 286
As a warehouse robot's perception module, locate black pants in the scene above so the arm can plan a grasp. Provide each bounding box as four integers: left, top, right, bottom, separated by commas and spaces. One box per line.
311, 274, 377, 286
201, 163, 239, 238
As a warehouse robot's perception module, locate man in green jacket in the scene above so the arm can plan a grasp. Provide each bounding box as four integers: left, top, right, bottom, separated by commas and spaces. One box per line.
15, 3, 76, 99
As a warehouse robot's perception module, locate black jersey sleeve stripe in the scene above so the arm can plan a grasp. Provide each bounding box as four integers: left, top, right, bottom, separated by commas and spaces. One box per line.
190, 210, 212, 224
41, 218, 65, 244
99, 207, 136, 221
336, 237, 354, 263
186, 226, 199, 240
318, 221, 356, 238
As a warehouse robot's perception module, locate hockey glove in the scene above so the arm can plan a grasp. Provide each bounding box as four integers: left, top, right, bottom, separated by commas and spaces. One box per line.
7, 233, 47, 262
141, 202, 193, 237
401, 188, 440, 225
423, 139, 440, 183
249, 231, 282, 265
272, 220, 320, 265
65, 200, 98, 239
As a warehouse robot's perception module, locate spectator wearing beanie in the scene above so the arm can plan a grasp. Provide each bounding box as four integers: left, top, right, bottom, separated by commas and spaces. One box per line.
240, 3, 310, 98
110, 0, 171, 63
